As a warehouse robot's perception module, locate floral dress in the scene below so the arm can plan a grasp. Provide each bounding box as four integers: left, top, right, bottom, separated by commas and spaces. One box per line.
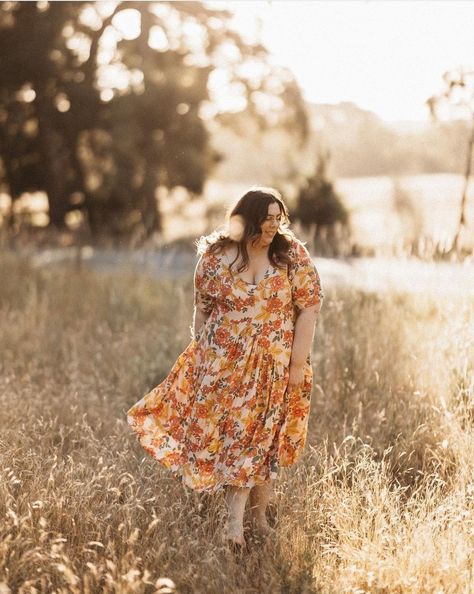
126, 237, 324, 493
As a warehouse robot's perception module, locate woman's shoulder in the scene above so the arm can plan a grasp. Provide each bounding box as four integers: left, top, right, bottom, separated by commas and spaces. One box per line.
195, 242, 227, 277
195, 232, 228, 259
286, 235, 309, 257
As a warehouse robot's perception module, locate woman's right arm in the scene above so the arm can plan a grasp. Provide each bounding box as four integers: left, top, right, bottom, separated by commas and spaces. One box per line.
192, 252, 215, 340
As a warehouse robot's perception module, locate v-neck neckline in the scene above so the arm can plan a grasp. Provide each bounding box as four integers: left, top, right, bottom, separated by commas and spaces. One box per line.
221, 247, 274, 288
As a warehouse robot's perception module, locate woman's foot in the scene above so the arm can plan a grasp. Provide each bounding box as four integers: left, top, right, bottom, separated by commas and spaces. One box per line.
223, 520, 246, 546
249, 482, 275, 536
223, 486, 250, 549
251, 513, 276, 536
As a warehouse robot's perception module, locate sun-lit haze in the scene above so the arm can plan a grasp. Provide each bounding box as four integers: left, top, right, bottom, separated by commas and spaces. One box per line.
85, 1, 474, 122
224, 0, 474, 122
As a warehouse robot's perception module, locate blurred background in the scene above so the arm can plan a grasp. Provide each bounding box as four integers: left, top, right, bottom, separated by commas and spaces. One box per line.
0, 0, 473, 265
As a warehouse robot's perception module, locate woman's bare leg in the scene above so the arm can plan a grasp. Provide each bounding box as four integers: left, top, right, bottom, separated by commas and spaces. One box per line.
249, 481, 274, 533
224, 486, 251, 544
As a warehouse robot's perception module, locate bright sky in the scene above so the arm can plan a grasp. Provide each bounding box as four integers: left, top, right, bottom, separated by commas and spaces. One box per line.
226, 0, 474, 122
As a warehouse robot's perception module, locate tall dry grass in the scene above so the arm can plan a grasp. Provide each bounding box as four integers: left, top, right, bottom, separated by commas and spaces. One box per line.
0, 254, 473, 593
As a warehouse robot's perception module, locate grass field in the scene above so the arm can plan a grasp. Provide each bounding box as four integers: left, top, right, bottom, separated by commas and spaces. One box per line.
1, 256, 473, 593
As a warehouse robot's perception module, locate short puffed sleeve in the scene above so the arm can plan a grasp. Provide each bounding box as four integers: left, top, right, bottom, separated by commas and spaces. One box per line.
288, 239, 324, 312
193, 251, 216, 315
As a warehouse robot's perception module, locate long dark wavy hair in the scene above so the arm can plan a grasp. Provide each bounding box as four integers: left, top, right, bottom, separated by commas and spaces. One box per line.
195, 187, 299, 274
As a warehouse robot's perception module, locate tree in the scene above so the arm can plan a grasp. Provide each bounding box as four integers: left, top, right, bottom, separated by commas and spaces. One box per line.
0, 2, 91, 229
294, 151, 348, 226
292, 150, 350, 256
292, 151, 350, 254
0, 1, 309, 241
427, 67, 474, 252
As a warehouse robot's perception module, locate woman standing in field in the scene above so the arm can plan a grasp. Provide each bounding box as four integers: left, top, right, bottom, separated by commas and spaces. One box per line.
126, 187, 324, 549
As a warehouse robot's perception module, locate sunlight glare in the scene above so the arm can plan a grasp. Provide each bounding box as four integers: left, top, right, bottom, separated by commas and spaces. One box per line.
149, 26, 169, 51
225, 0, 474, 122
100, 89, 114, 102
208, 69, 247, 113
79, 5, 102, 31
112, 9, 141, 41
97, 63, 130, 91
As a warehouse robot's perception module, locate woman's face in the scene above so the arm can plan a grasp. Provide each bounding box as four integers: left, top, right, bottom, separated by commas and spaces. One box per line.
259, 202, 282, 245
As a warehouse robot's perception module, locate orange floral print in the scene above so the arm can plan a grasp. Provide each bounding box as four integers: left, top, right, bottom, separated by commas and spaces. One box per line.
126, 237, 324, 493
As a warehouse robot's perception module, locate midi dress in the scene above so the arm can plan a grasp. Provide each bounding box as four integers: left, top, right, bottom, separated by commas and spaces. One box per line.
126, 236, 324, 493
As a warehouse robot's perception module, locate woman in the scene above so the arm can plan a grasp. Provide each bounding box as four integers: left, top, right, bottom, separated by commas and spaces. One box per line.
126, 187, 324, 549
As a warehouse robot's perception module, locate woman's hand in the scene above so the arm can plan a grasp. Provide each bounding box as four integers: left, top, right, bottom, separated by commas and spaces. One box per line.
288, 362, 305, 386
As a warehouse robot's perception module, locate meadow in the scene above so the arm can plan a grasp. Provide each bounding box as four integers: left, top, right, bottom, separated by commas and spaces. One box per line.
0, 254, 473, 593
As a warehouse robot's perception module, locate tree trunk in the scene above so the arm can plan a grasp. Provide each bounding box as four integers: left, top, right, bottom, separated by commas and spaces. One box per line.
35, 89, 69, 230
140, 161, 162, 239
453, 112, 474, 252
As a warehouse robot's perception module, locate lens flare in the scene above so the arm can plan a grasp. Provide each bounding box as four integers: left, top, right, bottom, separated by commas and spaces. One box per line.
228, 214, 245, 242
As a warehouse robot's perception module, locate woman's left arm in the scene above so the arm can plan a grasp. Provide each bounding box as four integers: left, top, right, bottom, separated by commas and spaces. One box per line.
290, 304, 321, 368
288, 240, 324, 382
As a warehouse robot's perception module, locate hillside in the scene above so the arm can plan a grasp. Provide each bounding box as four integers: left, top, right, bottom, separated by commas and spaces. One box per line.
210, 101, 471, 183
